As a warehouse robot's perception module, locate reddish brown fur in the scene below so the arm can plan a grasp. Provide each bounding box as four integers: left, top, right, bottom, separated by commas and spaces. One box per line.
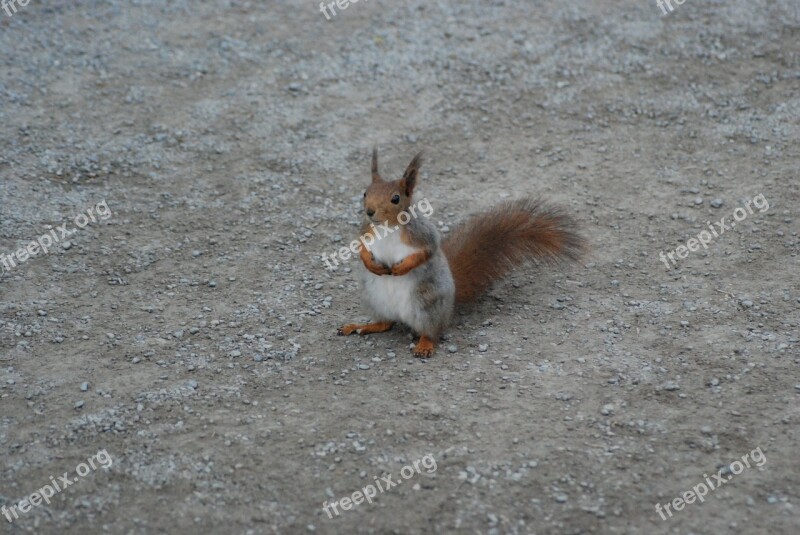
412, 336, 436, 358
390, 248, 431, 276
363, 149, 421, 227
442, 199, 586, 304
359, 242, 391, 275
338, 321, 395, 336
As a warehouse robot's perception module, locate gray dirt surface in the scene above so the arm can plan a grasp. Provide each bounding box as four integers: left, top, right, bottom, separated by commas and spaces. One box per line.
1, 0, 798, 534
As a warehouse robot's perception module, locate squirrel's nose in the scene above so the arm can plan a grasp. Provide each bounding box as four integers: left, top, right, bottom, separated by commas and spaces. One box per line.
366, 208, 375, 217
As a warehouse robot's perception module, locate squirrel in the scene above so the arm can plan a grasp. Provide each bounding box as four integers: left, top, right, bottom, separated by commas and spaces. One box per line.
337, 149, 586, 358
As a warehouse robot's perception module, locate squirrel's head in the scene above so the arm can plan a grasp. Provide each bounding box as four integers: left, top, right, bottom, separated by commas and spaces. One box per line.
363, 148, 421, 226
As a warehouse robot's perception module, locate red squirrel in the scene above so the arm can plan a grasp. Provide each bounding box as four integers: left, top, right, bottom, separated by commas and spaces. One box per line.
338, 149, 586, 358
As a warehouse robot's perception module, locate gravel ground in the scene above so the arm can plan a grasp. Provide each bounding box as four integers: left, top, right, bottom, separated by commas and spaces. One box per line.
1, 1, 799, 534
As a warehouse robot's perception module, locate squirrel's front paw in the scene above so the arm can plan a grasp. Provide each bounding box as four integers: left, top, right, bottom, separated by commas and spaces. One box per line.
390, 262, 411, 276
367, 260, 392, 276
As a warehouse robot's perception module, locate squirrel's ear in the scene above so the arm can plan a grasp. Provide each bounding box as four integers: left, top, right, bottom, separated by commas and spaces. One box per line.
400, 152, 422, 196
371, 147, 381, 183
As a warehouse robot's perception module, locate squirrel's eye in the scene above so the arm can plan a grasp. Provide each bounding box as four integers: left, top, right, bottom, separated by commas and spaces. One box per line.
363, 192, 367, 198
391, 194, 400, 204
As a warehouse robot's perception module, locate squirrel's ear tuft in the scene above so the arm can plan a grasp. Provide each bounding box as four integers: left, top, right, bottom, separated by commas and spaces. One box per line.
400, 151, 422, 196
371, 146, 381, 183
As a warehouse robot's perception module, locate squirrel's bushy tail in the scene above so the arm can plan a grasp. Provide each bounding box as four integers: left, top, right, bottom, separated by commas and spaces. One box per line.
442, 198, 586, 304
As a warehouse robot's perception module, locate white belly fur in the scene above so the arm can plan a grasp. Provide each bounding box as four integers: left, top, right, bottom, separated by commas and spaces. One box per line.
362, 231, 422, 326
367, 230, 416, 266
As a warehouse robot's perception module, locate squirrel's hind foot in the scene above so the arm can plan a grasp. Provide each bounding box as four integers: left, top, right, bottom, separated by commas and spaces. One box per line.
412, 336, 436, 358
338, 321, 394, 336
